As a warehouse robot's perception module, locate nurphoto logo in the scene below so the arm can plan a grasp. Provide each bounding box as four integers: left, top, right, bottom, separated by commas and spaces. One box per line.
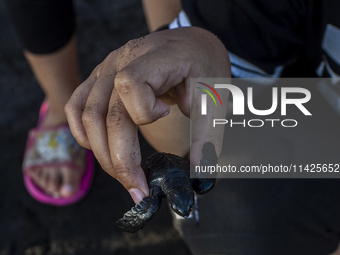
197, 82, 312, 128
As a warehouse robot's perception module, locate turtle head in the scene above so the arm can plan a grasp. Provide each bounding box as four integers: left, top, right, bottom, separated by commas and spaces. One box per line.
166, 183, 194, 218
160, 166, 195, 218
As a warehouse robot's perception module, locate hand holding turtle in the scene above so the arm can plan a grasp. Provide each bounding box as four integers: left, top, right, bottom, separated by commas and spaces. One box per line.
65, 27, 230, 204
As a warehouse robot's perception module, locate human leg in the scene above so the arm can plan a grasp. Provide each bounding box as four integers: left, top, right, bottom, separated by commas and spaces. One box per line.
23, 37, 85, 198
24, 36, 79, 127
7, 0, 89, 199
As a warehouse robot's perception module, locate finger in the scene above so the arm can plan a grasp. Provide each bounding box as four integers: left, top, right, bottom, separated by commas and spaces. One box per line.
65, 65, 100, 149
107, 89, 149, 204
114, 50, 191, 126
82, 54, 117, 173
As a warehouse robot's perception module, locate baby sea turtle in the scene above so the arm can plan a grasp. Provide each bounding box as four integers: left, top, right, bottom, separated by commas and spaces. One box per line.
117, 142, 217, 233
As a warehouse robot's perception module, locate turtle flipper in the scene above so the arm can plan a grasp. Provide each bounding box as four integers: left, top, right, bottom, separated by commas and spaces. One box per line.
191, 177, 216, 195
191, 142, 218, 195
117, 185, 163, 233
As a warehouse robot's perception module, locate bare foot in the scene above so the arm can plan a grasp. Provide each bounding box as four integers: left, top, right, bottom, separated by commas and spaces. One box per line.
27, 106, 85, 198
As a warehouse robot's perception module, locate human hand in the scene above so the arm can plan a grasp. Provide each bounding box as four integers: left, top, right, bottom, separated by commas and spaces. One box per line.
65, 27, 230, 204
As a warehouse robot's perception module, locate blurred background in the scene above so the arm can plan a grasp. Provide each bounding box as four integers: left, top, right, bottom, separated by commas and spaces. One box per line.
0, 0, 191, 254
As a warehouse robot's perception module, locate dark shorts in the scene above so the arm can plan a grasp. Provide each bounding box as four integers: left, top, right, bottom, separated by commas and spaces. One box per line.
6, 0, 75, 54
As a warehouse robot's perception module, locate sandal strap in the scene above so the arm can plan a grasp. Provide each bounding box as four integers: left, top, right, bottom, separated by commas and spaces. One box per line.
23, 126, 86, 170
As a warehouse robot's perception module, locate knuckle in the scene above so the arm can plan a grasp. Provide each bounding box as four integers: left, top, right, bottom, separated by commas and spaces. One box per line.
126, 39, 137, 46
104, 50, 118, 65
107, 50, 117, 59
92, 64, 102, 78
100, 162, 113, 173
99, 162, 115, 177
73, 134, 89, 149
115, 165, 131, 183
114, 66, 141, 94
116, 39, 136, 62
125, 39, 137, 52
133, 113, 154, 125
106, 103, 125, 129
82, 103, 101, 126
64, 100, 74, 116
133, 102, 155, 125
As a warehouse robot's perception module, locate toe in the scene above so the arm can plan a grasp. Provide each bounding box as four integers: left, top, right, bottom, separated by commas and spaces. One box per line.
27, 168, 42, 187
31, 168, 49, 192
29, 168, 62, 196
27, 168, 39, 179
46, 168, 62, 195
59, 167, 82, 198
42, 170, 52, 193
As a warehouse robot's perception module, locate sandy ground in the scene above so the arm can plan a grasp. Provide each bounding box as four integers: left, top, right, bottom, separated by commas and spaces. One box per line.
0, 0, 191, 254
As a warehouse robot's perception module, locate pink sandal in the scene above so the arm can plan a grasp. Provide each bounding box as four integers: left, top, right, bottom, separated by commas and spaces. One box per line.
22, 101, 94, 206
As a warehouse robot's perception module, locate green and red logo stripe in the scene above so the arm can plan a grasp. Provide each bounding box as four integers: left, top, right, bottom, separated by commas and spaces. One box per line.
196, 82, 222, 106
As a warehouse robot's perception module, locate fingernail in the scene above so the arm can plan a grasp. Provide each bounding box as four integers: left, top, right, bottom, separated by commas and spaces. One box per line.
160, 111, 169, 118
129, 188, 145, 204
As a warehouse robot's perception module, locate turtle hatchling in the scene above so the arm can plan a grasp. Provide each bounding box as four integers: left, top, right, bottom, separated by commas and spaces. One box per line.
117, 142, 217, 233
